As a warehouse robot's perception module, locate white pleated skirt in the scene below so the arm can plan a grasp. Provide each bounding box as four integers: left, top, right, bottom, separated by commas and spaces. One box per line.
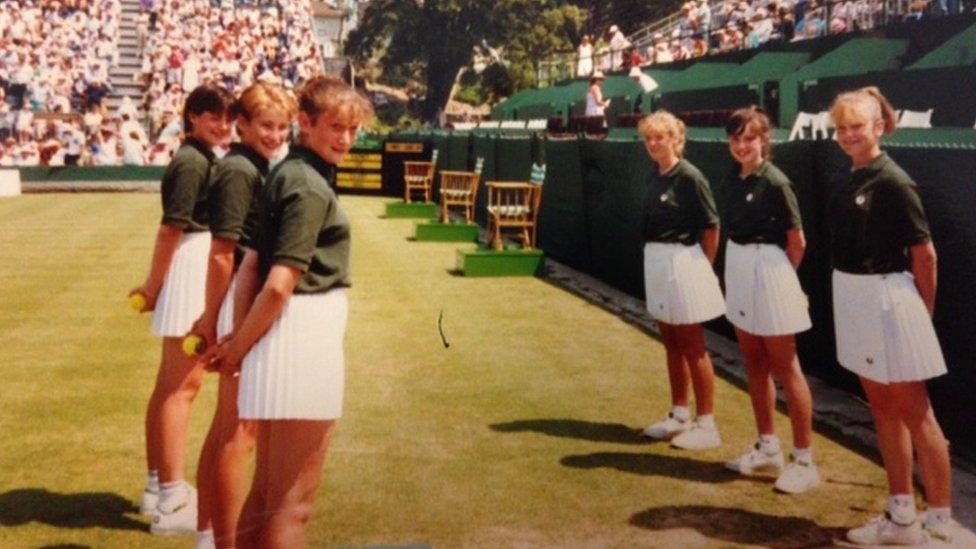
216, 272, 238, 339
643, 242, 726, 325
832, 270, 947, 384
724, 241, 812, 336
238, 289, 348, 420
152, 231, 211, 337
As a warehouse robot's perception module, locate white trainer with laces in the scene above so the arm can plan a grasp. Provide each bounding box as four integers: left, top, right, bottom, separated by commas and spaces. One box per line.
846, 512, 922, 546
773, 454, 820, 494
641, 412, 690, 440
151, 483, 198, 536
725, 441, 785, 474
140, 488, 159, 516
670, 420, 721, 450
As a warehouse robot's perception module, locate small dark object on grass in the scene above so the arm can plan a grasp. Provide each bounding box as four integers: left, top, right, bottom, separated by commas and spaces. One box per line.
438, 309, 450, 348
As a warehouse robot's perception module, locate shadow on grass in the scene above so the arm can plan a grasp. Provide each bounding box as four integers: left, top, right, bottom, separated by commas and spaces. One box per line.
561, 451, 763, 484
0, 489, 145, 532
629, 505, 844, 548
490, 419, 648, 445
37, 545, 91, 549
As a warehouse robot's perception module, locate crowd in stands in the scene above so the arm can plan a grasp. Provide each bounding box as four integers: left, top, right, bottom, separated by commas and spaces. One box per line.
577, 0, 969, 76
0, 0, 324, 167
138, 0, 322, 143
0, 0, 121, 114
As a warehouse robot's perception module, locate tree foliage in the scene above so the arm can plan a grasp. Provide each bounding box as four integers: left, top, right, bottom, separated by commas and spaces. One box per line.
346, 0, 587, 122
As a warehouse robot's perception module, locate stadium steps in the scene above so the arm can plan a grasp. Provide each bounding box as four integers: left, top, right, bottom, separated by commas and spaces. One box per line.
106, 0, 147, 117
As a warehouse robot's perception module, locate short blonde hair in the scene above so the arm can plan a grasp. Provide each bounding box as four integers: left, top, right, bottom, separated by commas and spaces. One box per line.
829, 86, 897, 135
233, 82, 297, 122
637, 110, 687, 158
297, 74, 374, 127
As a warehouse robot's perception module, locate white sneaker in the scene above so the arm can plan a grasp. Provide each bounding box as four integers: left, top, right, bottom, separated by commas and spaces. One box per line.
846, 512, 922, 546
670, 420, 721, 450
725, 441, 785, 474
641, 412, 690, 440
150, 484, 198, 536
924, 518, 961, 546
139, 488, 158, 516
773, 454, 820, 494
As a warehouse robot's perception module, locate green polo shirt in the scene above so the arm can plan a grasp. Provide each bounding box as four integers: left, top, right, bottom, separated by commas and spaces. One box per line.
722, 162, 802, 249
828, 153, 931, 275
255, 145, 351, 294
643, 158, 720, 246
160, 137, 214, 232
208, 143, 269, 265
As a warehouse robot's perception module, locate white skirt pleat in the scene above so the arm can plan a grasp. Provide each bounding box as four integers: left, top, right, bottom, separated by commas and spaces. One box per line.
724, 241, 812, 336
216, 272, 238, 339
238, 289, 348, 420
832, 269, 947, 384
152, 232, 211, 337
643, 242, 726, 325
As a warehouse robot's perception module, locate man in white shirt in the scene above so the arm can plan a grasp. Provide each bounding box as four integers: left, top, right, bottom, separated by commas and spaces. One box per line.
609, 25, 630, 71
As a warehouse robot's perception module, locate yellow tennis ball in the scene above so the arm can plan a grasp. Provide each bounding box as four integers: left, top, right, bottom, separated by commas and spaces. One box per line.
129, 293, 147, 312
183, 335, 206, 357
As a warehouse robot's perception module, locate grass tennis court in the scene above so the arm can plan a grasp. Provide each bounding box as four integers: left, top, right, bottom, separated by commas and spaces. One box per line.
0, 194, 897, 548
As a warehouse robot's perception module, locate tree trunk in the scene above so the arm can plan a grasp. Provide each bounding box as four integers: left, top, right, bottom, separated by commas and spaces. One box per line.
422, 54, 467, 125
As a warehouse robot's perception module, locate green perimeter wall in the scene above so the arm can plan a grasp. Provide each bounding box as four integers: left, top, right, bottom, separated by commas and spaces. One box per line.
18, 165, 166, 182
389, 131, 976, 459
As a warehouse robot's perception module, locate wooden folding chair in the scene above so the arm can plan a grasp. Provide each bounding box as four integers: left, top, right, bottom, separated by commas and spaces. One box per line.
486, 180, 544, 252
403, 149, 438, 203
439, 157, 483, 224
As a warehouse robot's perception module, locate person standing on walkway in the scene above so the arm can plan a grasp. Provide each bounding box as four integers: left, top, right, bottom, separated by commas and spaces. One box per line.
720, 106, 819, 494
638, 110, 725, 451
828, 87, 957, 546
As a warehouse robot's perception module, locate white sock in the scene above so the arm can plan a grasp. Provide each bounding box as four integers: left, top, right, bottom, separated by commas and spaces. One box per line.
792, 447, 812, 462
158, 481, 188, 513
888, 494, 917, 525
147, 470, 159, 492
696, 414, 715, 429
197, 530, 215, 544
925, 506, 952, 525
758, 434, 781, 453
671, 406, 691, 422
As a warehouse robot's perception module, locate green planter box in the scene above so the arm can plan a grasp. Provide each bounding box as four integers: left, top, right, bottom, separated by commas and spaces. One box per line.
415, 222, 479, 242
384, 201, 438, 219
455, 248, 545, 277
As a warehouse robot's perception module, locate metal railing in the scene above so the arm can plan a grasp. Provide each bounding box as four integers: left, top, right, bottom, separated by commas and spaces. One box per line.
537, 0, 933, 88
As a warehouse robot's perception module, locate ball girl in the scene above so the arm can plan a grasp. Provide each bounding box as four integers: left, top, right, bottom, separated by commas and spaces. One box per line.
188, 83, 297, 549
828, 87, 955, 546
203, 75, 373, 548
129, 83, 233, 534
720, 106, 818, 494
638, 111, 725, 450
